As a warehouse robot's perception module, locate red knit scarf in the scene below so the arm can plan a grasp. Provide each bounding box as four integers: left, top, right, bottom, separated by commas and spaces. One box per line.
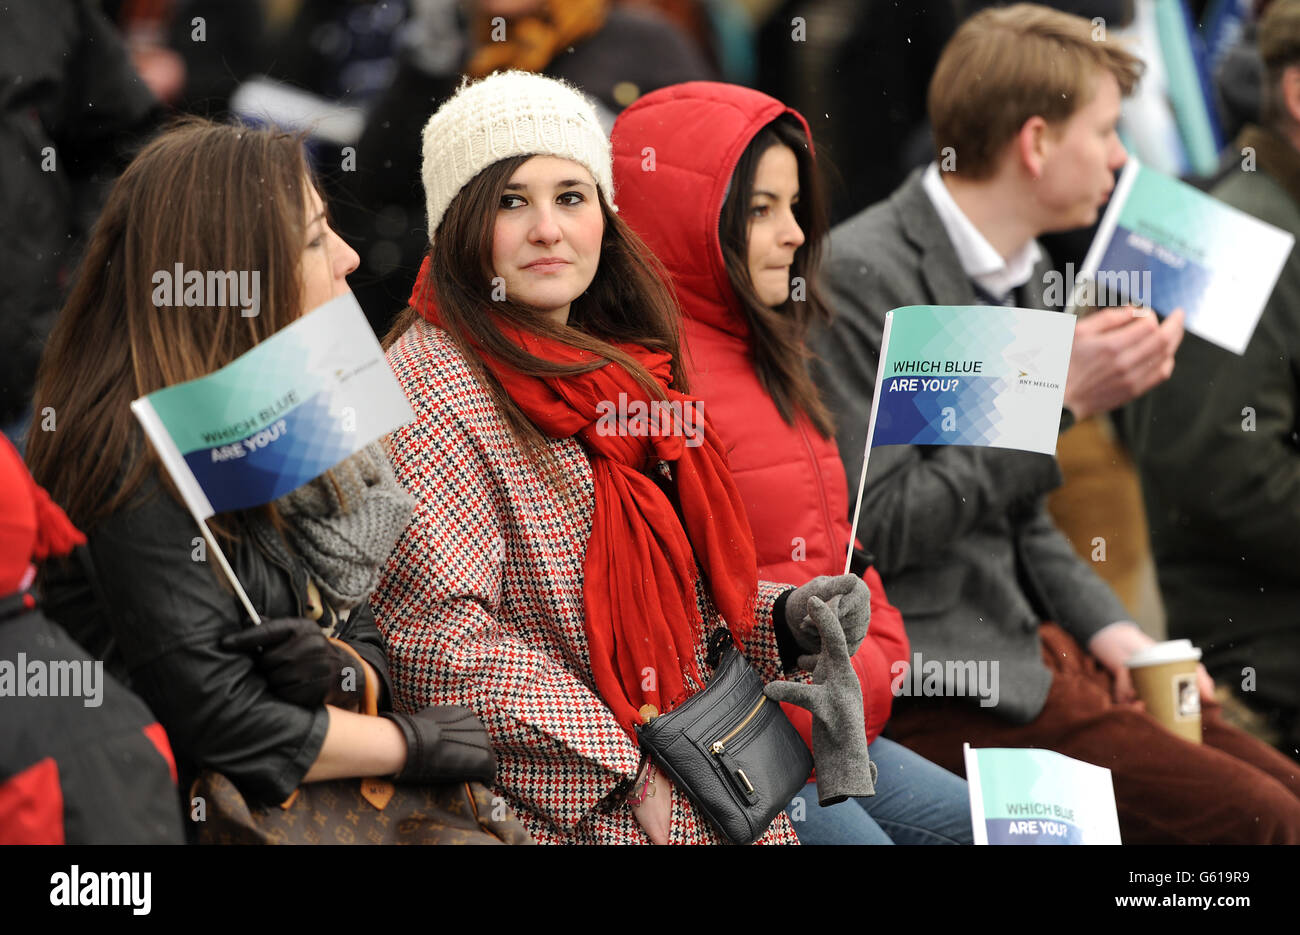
409, 258, 758, 737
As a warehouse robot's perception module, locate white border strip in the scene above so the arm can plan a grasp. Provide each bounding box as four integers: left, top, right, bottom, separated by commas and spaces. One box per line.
1068, 157, 1142, 315
130, 397, 215, 520
964, 743, 989, 846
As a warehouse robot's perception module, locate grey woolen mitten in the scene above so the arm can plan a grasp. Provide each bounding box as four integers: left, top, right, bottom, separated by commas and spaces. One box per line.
765, 596, 876, 806
784, 574, 870, 658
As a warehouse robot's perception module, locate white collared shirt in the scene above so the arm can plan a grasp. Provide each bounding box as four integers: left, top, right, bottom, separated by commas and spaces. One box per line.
920, 162, 1042, 302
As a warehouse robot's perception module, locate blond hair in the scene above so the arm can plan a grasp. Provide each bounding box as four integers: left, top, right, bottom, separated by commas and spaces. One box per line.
929, 3, 1143, 179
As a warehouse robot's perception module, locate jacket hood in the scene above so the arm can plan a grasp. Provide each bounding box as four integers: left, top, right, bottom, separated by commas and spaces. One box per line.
610, 82, 812, 339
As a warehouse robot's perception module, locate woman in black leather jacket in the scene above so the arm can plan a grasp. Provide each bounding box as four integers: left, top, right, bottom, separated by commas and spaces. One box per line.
26, 117, 495, 815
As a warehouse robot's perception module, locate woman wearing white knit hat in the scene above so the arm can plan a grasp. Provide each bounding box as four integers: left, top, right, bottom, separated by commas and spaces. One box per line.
373, 71, 868, 845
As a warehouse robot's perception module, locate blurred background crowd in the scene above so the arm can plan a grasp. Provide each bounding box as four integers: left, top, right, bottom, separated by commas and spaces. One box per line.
1, 0, 1265, 423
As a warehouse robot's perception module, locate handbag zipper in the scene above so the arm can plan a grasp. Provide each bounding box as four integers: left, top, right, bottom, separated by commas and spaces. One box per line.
709, 695, 767, 803
710, 696, 766, 756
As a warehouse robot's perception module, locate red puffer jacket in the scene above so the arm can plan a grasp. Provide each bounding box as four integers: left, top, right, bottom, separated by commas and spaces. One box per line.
611, 82, 909, 746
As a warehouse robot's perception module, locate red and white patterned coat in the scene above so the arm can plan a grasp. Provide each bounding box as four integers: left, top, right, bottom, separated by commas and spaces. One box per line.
373, 321, 801, 845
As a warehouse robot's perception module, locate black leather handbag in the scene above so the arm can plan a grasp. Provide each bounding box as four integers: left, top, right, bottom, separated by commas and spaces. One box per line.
635, 630, 813, 845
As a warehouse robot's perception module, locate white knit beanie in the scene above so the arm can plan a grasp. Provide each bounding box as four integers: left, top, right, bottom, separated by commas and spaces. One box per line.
420, 71, 615, 240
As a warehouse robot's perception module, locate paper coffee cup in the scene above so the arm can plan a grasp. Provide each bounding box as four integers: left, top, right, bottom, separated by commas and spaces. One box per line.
1126, 639, 1202, 744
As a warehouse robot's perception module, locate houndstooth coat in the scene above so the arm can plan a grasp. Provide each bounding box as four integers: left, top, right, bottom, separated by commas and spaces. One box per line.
373, 321, 801, 845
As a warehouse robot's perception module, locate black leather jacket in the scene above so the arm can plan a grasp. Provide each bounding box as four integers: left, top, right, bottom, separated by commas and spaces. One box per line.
41, 474, 395, 804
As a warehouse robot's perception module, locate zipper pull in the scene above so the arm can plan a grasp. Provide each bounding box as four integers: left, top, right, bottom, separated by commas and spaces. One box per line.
711, 745, 759, 804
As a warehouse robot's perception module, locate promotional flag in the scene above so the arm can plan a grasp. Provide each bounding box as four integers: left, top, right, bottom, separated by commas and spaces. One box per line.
1071, 157, 1294, 355
867, 304, 1075, 454
131, 292, 413, 620
131, 291, 413, 519
964, 744, 1122, 845
845, 304, 1074, 572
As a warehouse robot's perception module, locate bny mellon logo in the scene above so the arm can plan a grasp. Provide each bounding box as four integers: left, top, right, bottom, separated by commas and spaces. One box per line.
1016, 367, 1060, 390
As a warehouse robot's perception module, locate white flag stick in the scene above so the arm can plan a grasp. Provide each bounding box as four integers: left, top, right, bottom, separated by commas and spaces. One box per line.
195, 516, 260, 624
130, 398, 260, 624
844, 311, 895, 575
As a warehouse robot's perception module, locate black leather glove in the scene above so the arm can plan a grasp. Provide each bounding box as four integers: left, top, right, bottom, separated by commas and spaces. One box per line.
220, 617, 363, 709
381, 706, 497, 785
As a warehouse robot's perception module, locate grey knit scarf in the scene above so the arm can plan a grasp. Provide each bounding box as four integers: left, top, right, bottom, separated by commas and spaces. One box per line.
250, 441, 414, 611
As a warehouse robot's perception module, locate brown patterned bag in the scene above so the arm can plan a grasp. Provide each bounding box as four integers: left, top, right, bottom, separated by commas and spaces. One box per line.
190, 771, 533, 845
189, 645, 534, 845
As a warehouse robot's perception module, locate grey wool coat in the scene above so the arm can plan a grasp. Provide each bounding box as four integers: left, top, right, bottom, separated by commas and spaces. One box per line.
809, 168, 1131, 724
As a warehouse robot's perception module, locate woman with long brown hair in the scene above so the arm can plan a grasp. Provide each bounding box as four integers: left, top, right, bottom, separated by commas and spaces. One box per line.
611, 82, 973, 844
373, 70, 874, 845
27, 117, 496, 821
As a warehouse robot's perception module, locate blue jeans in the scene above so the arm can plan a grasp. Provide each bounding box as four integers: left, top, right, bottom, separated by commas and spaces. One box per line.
785, 736, 972, 844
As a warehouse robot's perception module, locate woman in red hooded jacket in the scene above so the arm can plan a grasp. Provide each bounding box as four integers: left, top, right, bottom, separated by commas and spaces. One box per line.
612, 82, 972, 843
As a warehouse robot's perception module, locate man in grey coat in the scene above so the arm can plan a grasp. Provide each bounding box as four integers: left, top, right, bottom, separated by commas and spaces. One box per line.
813, 4, 1300, 843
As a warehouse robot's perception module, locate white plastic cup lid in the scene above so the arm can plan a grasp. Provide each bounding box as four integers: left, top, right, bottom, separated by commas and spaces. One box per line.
1125, 639, 1202, 668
